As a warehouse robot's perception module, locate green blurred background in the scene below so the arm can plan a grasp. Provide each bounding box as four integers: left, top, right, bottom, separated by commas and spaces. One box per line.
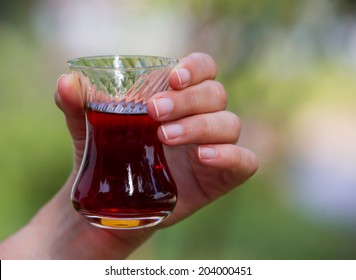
1, 0, 356, 259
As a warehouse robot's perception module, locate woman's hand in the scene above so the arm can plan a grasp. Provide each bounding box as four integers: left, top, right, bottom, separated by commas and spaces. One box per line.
146, 53, 259, 226
55, 53, 258, 229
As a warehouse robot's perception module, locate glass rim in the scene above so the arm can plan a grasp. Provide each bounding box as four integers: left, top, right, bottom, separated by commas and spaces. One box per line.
67, 55, 179, 70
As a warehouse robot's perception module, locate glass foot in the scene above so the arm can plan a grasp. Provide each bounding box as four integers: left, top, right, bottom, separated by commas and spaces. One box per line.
81, 212, 171, 230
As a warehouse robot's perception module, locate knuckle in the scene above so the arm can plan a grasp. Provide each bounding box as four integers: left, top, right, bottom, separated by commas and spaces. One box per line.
190, 52, 217, 79
200, 80, 227, 108
222, 145, 259, 186
202, 53, 217, 74
238, 148, 259, 177
249, 152, 260, 176
232, 145, 241, 163
222, 145, 243, 177
227, 112, 240, 136
231, 145, 245, 170
194, 115, 213, 136
186, 89, 200, 111
233, 114, 241, 129
214, 81, 227, 107
207, 56, 218, 76
181, 80, 227, 113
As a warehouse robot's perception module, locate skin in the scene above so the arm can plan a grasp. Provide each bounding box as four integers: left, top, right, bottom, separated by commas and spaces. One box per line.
0, 53, 258, 259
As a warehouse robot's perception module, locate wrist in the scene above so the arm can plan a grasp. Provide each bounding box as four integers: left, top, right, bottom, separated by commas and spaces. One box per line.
1, 171, 155, 259
28, 209, 155, 260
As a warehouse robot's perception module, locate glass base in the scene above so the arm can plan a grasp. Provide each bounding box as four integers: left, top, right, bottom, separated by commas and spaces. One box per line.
80, 212, 171, 230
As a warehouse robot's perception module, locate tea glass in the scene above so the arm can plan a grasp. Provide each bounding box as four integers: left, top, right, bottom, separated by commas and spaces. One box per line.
68, 55, 178, 229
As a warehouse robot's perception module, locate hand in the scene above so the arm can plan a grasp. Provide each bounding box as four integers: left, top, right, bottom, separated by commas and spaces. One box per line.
146, 53, 259, 226
0, 53, 258, 260
55, 52, 258, 228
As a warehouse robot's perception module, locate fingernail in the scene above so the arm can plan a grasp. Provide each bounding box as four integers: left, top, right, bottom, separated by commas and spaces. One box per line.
152, 98, 174, 117
198, 146, 216, 159
175, 68, 191, 86
161, 124, 184, 141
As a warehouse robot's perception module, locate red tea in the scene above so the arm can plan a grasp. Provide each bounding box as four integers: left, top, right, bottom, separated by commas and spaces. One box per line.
71, 108, 177, 229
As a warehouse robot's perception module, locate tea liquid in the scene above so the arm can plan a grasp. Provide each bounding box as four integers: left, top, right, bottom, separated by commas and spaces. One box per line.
71, 108, 177, 229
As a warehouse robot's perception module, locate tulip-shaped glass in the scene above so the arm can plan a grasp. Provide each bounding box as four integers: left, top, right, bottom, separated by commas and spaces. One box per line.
68, 55, 178, 229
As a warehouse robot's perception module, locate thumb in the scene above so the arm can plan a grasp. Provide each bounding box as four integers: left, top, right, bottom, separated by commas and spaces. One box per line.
55, 74, 86, 168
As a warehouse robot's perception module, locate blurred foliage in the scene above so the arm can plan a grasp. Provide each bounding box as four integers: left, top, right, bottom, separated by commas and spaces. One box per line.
0, 0, 36, 24
0, 25, 72, 238
1, 0, 356, 259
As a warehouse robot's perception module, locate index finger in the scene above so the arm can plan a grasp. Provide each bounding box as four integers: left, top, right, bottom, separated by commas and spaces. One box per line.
169, 52, 218, 90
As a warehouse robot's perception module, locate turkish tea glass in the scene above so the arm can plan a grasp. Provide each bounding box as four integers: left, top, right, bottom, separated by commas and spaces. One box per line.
68, 55, 178, 229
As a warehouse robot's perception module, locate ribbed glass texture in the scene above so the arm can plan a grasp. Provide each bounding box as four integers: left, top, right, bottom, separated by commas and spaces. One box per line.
68, 55, 178, 114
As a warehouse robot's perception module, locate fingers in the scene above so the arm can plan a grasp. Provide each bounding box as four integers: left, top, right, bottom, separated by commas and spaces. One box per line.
55, 74, 86, 143
148, 52, 241, 150
147, 80, 227, 121
197, 144, 259, 172
169, 52, 217, 89
157, 111, 240, 145
197, 144, 259, 184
